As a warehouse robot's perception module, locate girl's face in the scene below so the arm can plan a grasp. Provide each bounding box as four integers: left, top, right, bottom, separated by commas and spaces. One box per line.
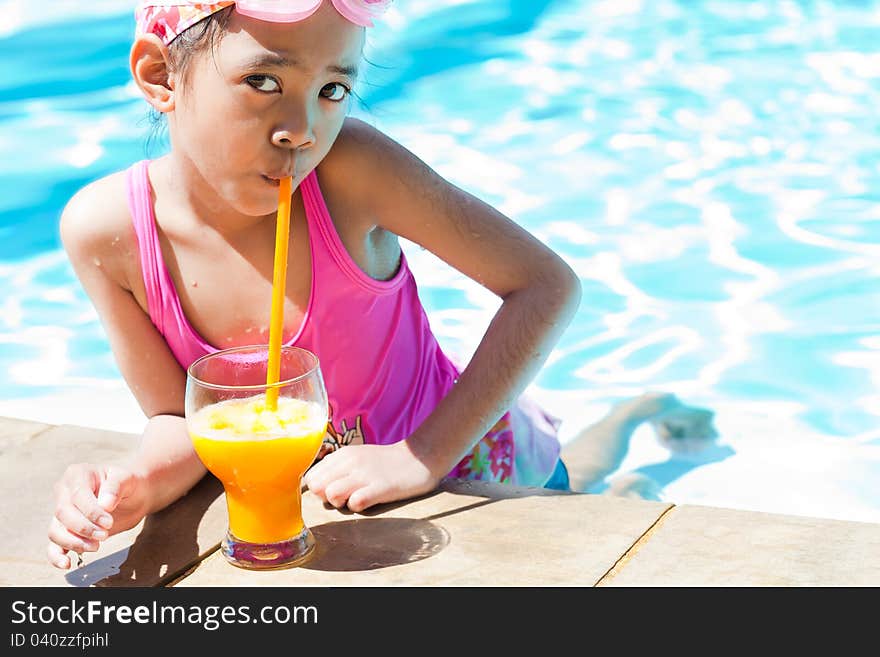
167, 3, 365, 217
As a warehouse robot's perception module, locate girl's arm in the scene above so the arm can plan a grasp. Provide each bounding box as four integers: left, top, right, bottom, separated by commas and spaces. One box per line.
304, 120, 581, 510
47, 176, 206, 569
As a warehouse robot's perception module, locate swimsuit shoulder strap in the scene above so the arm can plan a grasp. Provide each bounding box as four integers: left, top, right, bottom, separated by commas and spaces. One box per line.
125, 159, 166, 330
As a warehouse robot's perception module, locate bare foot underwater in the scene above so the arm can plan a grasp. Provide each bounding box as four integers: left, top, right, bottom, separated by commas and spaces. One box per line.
561, 392, 721, 498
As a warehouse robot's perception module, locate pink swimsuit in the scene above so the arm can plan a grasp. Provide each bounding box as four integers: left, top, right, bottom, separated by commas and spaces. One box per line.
126, 159, 561, 486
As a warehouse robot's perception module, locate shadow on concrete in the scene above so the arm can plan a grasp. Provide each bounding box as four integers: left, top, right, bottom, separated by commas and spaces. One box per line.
303, 476, 574, 572
304, 517, 450, 572
64, 476, 224, 588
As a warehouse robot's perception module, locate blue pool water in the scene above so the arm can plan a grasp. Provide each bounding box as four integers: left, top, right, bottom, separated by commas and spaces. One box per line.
3, 0, 880, 523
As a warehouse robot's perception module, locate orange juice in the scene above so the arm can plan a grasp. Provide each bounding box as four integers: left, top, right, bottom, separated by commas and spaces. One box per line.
189, 394, 325, 544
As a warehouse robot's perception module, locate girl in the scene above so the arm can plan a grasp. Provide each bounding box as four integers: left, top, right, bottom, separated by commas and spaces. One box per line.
47, 1, 714, 569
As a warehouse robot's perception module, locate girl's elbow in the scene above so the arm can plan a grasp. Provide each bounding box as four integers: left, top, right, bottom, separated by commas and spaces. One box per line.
514, 255, 581, 312
552, 259, 582, 312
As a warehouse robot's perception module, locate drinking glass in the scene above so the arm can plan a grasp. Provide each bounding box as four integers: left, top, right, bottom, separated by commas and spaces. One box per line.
185, 345, 327, 570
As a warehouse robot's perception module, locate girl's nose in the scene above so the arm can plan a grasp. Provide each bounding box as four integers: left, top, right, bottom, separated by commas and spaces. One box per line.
271, 122, 315, 150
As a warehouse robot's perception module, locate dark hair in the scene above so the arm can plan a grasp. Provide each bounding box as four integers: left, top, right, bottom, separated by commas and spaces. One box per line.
166, 5, 235, 86
146, 7, 234, 152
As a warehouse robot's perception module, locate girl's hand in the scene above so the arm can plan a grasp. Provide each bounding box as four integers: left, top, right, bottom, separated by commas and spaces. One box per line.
47, 463, 149, 569
303, 442, 440, 513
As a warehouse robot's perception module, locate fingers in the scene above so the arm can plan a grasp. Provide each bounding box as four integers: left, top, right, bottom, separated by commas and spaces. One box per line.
347, 484, 382, 513
301, 461, 320, 493
47, 517, 101, 553
305, 456, 347, 507
54, 497, 109, 542
47, 517, 101, 570
305, 457, 384, 512
302, 447, 341, 491
304, 451, 364, 510
47, 542, 71, 570
96, 465, 135, 515
47, 463, 116, 569
69, 483, 114, 534
301, 445, 405, 514
311, 475, 380, 513
322, 476, 355, 509
55, 464, 110, 531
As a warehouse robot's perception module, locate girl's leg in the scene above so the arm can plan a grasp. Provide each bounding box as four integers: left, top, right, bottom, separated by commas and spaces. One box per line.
560, 392, 717, 493
604, 472, 663, 500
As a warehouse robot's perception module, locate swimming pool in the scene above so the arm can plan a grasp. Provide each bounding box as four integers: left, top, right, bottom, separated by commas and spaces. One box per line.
2, 0, 880, 524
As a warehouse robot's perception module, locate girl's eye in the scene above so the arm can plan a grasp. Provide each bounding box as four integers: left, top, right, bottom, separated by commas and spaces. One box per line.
246, 75, 280, 92
320, 82, 349, 102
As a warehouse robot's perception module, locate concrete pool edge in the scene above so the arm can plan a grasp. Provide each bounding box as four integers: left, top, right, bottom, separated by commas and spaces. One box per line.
3, 414, 879, 587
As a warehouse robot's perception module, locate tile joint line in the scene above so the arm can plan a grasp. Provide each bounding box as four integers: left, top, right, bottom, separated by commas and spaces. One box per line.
594, 503, 676, 587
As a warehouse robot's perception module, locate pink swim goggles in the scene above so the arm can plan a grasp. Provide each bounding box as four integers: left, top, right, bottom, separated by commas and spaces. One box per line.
136, 1, 392, 46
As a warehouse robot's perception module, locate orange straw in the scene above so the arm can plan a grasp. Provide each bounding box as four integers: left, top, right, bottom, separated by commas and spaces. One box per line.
265, 176, 293, 411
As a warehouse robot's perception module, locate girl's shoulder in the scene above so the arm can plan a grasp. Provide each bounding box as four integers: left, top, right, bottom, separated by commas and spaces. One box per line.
60, 167, 139, 292
319, 118, 434, 213
324, 117, 425, 172
319, 118, 387, 204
